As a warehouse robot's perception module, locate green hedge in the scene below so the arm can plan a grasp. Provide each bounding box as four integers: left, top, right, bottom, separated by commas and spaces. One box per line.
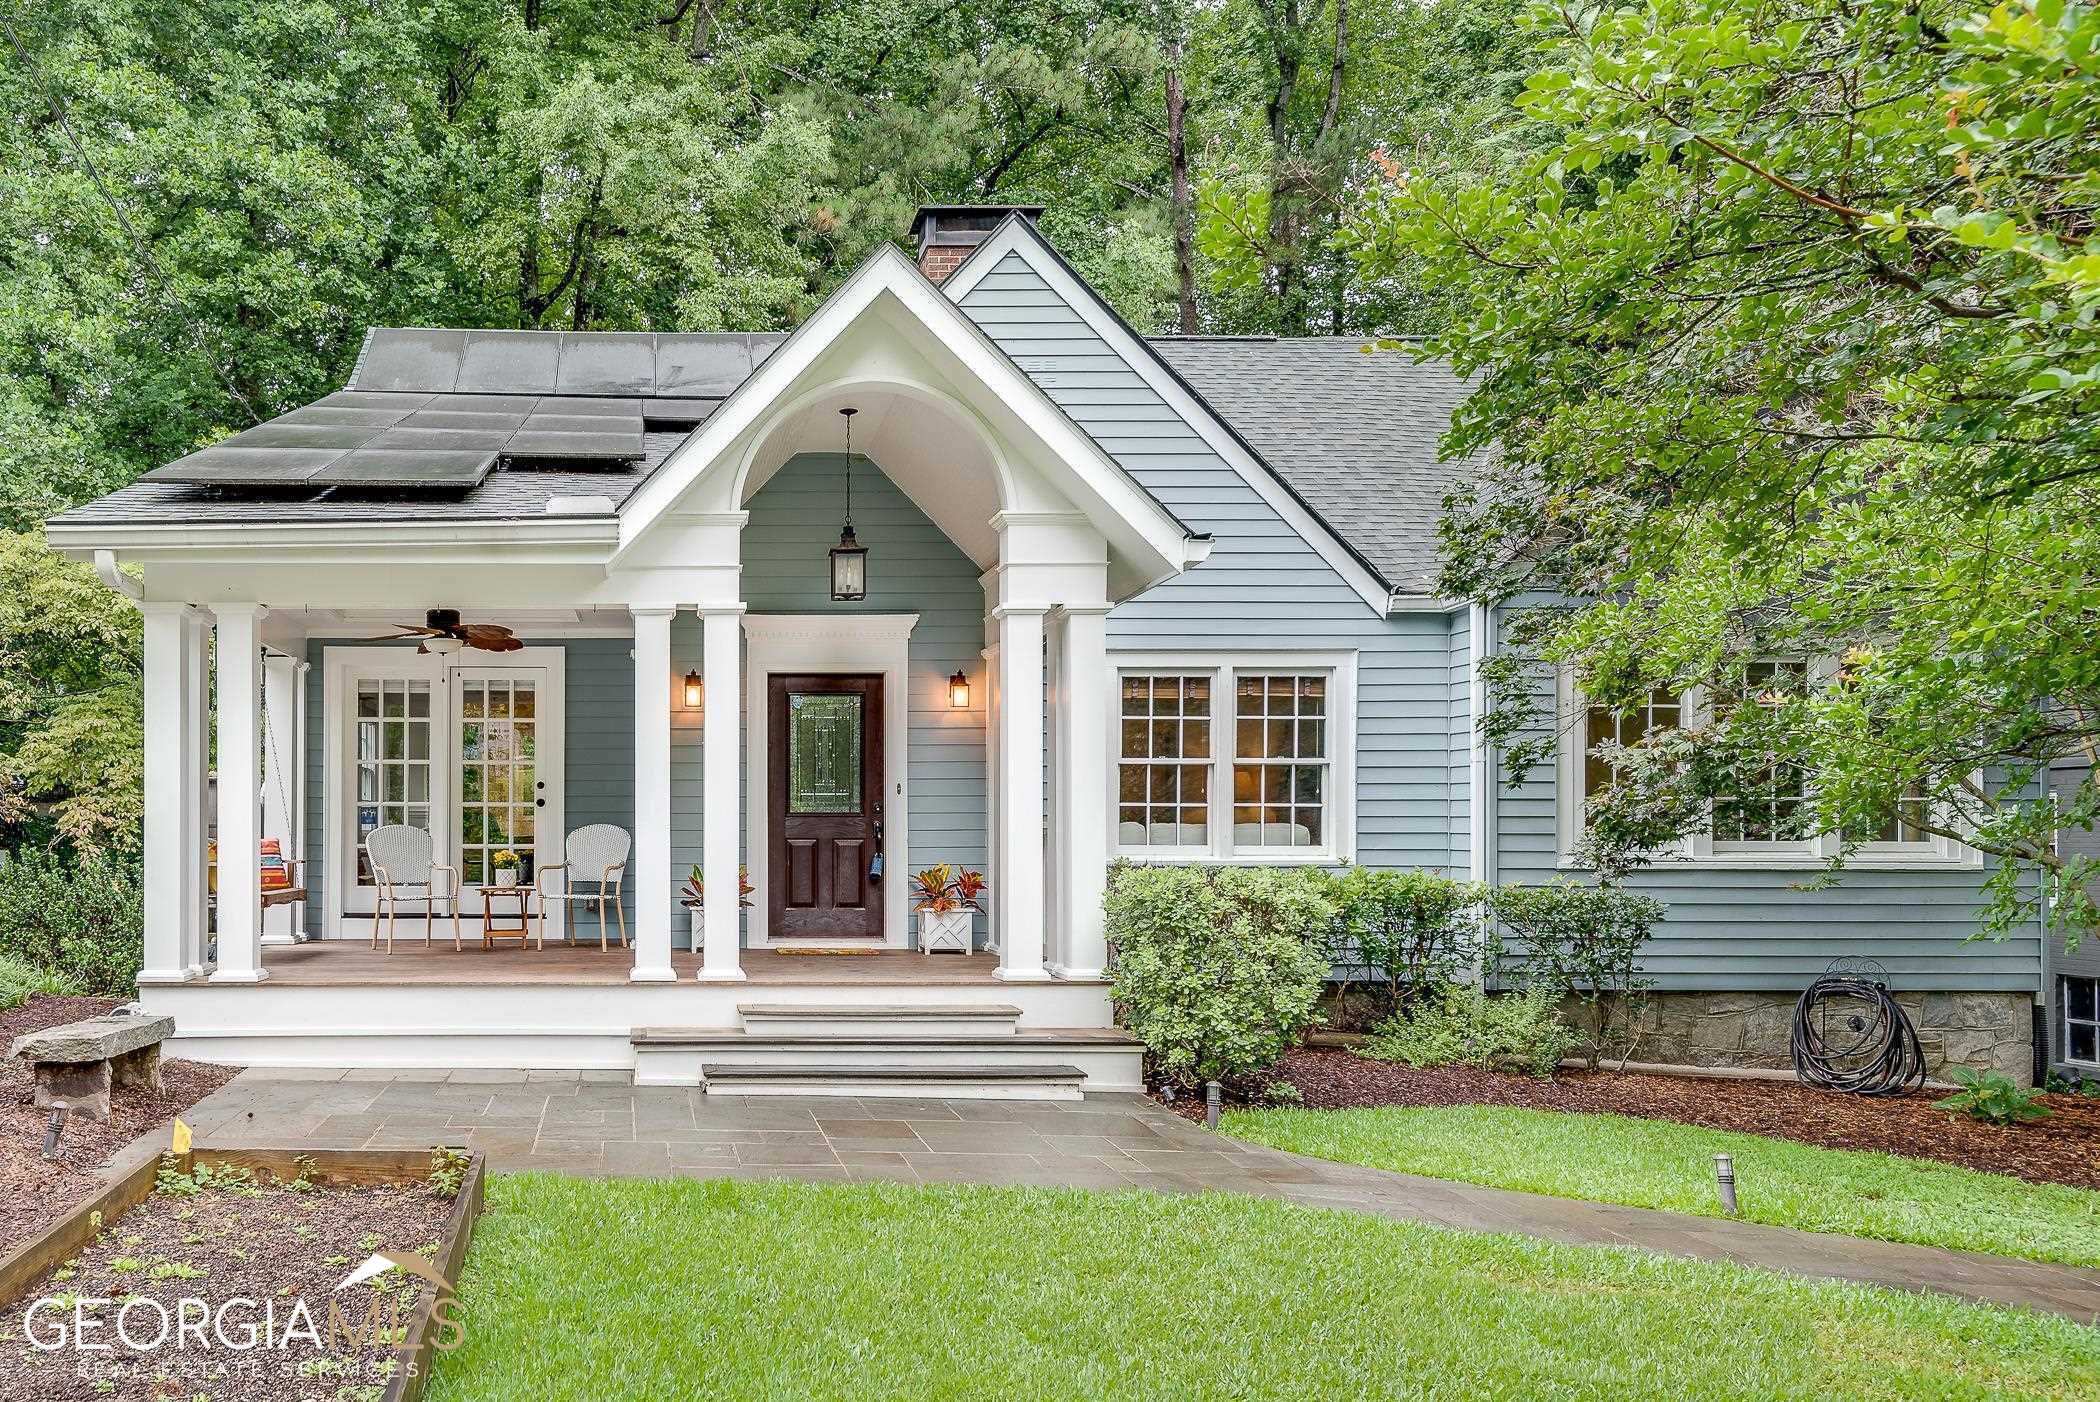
0, 849, 144, 996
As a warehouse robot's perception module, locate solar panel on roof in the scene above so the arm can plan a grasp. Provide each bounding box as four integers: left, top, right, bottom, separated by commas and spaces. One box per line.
367, 427, 516, 452
235, 423, 385, 449
143, 447, 349, 485
311, 449, 497, 487
454, 332, 562, 395
656, 335, 764, 396
541, 396, 642, 417
555, 335, 656, 395
355, 331, 465, 392
502, 430, 644, 460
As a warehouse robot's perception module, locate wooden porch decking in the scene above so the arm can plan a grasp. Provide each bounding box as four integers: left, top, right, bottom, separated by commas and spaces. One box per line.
257, 940, 1005, 986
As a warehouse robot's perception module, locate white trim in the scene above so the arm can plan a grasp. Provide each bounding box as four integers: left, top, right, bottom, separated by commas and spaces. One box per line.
614, 245, 1197, 594
320, 646, 569, 939
1107, 649, 1357, 866
49, 518, 616, 559
742, 614, 916, 948
941, 219, 1394, 616
1554, 664, 1981, 870
1467, 602, 1493, 886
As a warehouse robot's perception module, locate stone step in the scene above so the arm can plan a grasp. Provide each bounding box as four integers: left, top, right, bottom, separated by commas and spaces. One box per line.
699, 1062, 1087, 1101
630, 1027, 1141, 1091
734, 1003, 1024, 1036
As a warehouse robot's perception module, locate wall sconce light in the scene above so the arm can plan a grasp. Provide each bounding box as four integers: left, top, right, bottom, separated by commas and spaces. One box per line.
683, 670, 703, 710
948, 670, 970, 710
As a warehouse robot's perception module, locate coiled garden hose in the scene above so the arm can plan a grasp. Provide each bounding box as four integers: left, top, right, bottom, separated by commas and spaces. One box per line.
1790, 963, 1926, 1096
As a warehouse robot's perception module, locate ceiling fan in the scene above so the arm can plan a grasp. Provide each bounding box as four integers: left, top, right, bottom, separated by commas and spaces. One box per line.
363, 608, 523, 655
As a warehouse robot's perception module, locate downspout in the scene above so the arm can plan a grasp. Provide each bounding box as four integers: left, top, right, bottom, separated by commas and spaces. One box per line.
1468, 601, 1495, 984
93, 549, 143, 604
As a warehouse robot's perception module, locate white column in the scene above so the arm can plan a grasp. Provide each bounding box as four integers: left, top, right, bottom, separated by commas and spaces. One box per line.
630, 606, 678, 982
260, 652, 301, 945
139, 604, 195, 984
182, 613, 212, 976
209, 604, 268, 982
1055, 606, 1111, 979
993, 606, 1050, 981
698, 607, 746, 981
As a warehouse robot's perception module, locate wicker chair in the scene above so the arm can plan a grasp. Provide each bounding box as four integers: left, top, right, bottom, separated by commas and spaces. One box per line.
535, 824, 632, 951
363, 825, 462, 953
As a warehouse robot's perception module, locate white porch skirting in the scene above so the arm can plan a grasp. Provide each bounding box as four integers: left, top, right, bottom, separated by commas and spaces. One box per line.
134, 980, 1120, 1077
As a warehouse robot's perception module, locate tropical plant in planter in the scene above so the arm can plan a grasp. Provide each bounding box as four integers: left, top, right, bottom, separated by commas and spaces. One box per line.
490, 849, 522, 888
912, 864, 985, 954
682, 864, 755, 947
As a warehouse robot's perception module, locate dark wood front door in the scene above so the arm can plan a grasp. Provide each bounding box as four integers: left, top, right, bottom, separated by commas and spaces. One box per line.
768, 674, 884, 940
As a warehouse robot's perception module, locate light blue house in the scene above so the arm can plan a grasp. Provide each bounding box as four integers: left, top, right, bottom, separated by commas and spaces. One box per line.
47, 208, 2045, 1089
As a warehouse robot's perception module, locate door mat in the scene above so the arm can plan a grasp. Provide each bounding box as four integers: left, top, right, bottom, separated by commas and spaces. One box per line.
771, 946, 883, 956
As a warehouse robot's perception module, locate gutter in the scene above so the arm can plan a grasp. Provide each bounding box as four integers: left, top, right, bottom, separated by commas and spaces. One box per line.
92, 549, 143, 603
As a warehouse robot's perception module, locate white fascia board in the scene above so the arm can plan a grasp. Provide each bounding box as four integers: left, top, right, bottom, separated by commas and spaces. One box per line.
47, 517, 617, 562
614, 244, 1197, 585
942, 218, 1398, 617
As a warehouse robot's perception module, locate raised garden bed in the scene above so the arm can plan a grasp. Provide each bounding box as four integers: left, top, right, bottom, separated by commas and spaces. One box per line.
0, 1146, 485, 1402
1163, 1048, 2100, 1190
3, 995, 240, 1250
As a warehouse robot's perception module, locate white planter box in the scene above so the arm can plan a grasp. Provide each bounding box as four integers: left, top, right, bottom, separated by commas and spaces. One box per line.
686, 906, 702, 948
917, 908, 974, 955
492, 869, 518, 888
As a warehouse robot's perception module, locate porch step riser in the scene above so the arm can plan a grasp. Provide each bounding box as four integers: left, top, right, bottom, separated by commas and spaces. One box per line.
698, 1063, 1088, 1101
708, 1079, 1082, 1101
632, 1043, 1140, 1090
736, 1013, 1022, 1037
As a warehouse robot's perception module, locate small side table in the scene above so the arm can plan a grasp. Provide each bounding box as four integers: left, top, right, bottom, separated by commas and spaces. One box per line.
482, 886, 534, 950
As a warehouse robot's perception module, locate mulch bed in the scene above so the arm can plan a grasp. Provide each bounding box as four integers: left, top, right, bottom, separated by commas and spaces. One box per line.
3, 996, 241, 1251
0, 1167, 456, 1402
1171, 1049, 2100, 1191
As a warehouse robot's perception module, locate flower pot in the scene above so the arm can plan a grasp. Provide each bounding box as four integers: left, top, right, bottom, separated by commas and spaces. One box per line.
686, 906, 702, 948
492, 869, 518, 888
917, 907, 974, 955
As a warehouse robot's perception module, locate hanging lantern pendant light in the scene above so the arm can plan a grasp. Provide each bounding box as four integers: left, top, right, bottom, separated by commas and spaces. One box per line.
830, 406, 868, 601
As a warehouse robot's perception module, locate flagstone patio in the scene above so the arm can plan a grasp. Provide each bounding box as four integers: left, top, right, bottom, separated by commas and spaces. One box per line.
149, 1067, 2100, 1324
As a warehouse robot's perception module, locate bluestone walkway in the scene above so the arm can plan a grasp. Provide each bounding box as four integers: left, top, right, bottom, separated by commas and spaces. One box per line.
159, 1068, 2100, 1324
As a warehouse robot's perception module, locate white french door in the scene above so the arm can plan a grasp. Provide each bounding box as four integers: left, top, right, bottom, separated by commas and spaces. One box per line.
325, 648, 565, 938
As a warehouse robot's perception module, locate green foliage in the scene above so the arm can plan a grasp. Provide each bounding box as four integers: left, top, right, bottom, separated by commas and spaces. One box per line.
1323, 867, 1484, 1013
0, 847, 144, 995
1489, 880, 1661, 1066
1934, 1067, 2052, 1126
430, 1146, 472, 1201
1104, 863, 1333, 1086
0, 951, 81, 1010
1360, 0, 2100, 950
1361, 981, 1575, 1078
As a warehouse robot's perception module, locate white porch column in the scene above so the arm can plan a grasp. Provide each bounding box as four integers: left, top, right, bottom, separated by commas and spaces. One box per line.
181, 612, 213, 977
698, 607, 746, 981
260, 651, 302, 945
993, 605, 1050, 981
209, 604, 268, 983
1054, 605, 1111, 979
139, 604, 198, 984
630, 606, 678, 982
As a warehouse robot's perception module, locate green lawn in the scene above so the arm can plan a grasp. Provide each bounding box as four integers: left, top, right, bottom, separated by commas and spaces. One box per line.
426, 1174, 2100, 1401
1223, 1104, 2100, 1267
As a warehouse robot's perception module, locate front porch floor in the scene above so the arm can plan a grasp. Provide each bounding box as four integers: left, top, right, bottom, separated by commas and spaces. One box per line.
256, 941, 1011, 986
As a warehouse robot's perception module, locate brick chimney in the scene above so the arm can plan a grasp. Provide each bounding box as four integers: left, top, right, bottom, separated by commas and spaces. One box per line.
911, 205, 1044, 284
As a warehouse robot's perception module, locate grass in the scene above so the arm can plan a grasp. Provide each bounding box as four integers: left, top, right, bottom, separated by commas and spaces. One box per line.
0, 952, 80, 1011
426, 1174, 2100, 1401
1223, 1104, 2100, 1267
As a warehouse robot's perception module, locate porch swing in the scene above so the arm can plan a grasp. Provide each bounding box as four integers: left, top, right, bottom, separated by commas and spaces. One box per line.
256, 663, 308, 941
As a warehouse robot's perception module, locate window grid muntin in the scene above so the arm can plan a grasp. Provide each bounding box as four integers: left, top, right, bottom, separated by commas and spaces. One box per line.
1118, 674, 1211, 848
458, 677, 536, 885
1582, 686, 1681, 822
1232, 673, 1327, 849
353, 679, 432, 886
1710, 659, 1813, 847
2065, 976, 2100, 1066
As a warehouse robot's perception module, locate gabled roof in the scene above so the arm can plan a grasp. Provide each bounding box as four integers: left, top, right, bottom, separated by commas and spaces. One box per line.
1149, 338, 1473, 595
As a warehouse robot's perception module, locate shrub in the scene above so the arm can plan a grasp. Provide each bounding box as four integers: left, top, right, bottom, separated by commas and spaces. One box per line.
1325, 868, 1485, 1016
1488, 880, 1662, 1068
1359, 981, 1576, 1079
0, 849, 145, 995
1934, 1067, 2051, 1126
1105, 863, 1334, 1089
0, 952, 80, 1010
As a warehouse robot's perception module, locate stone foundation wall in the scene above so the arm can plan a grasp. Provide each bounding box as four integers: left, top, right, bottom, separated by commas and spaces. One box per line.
1629, 990, 2035, 1087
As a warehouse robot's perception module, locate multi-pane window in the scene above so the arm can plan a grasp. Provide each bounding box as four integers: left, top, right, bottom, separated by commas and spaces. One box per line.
1850, 783, 1934, 846
1709, 660, 1811, 845
2065, 976, 2100, 1067
1118, 675, 1211, 848
1582, 687, 1681, 821
353, 680, 431, 886
1232, 675, 1327, 849
1115, 663, 1343, 859
459, 677, 537, 884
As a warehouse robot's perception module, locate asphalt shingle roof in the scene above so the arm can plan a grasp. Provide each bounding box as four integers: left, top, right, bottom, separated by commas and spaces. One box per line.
54, 329, 1474, 596
1148, 337, 1472, 595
